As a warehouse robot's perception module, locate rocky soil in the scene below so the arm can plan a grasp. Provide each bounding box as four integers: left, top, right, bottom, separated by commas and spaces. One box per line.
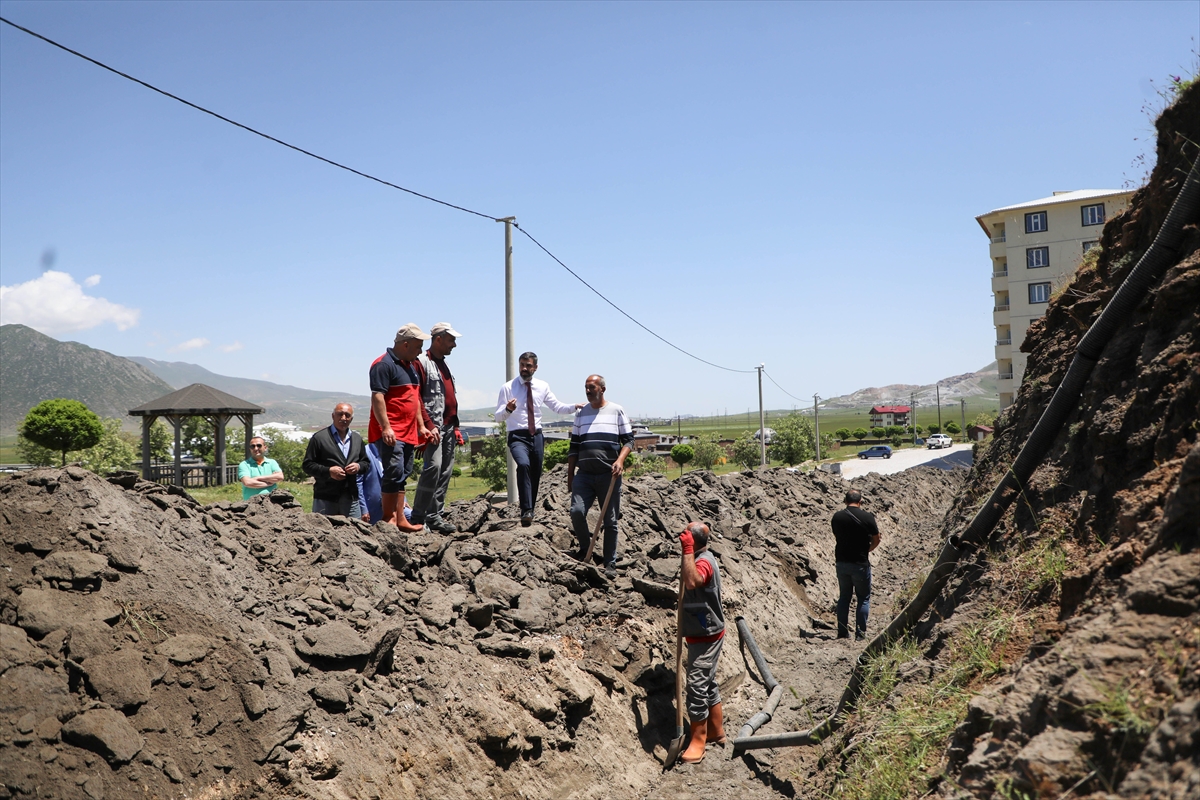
0, 457, 964, 800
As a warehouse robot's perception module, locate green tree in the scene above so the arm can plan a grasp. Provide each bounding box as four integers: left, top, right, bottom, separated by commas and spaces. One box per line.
820, 432, 836, 454
15, 434, 56, 467
20, 399, 104, 466
971, 412, 997, 429
945, 421, 962, 435
852, 428, 869, 441
543, 439, 571, 471
889, 434, 903, 448
77, 418, 139, 474
670, 443, 694, 476
885, 425, 902, 437
730, 431, 761, 469
915, 424, 925, 435
927, 424, 941, 435
472, 421, 509, 492
871, 427, 886, 439
834, 428, 852, 442
691, 433, 724, 471
148, 420, 172, 461
769, 412, 816, 466
625, 453, 665, 478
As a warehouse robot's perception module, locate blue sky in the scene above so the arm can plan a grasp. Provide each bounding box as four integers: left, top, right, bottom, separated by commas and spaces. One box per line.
1, 1, 1195, 418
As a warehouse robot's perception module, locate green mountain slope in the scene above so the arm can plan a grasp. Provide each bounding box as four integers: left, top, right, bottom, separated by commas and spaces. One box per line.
0, 325, 175, 432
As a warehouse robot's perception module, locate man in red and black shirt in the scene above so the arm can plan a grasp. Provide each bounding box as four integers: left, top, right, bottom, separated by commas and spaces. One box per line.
678, 521, 726, 764
369, 323, 434, 532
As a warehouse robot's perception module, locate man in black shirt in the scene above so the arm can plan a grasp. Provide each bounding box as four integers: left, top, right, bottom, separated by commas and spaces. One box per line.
830, 489, 881, 640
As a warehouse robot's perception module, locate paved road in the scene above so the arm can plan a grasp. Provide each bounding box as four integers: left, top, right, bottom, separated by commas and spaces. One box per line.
836, 442, 974, 479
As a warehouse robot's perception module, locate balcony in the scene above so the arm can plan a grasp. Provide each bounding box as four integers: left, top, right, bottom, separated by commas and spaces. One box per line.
996, 337, 1012, 346
993, 269, 1008, 278
998, 371, 1014, 380
991, 234, 1006, 244
994, 303, 1010, 312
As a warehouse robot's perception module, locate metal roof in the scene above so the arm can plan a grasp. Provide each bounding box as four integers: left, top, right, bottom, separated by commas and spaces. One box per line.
128, 383, 264, 416
975, 189, 1132, 234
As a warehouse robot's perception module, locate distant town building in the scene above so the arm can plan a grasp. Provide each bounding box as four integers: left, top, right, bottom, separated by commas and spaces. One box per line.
869, 406, 911, 428
976, 189, 1133, 408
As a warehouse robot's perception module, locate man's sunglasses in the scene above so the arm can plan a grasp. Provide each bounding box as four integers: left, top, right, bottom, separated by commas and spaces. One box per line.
250, 443, 267, 449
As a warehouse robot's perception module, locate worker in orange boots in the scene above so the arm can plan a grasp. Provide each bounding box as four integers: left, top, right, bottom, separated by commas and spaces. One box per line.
368, 324, 435, 532
678, 521, 726, 763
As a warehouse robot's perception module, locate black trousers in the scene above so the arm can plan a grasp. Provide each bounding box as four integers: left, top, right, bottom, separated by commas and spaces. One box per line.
507, 430, 543, 513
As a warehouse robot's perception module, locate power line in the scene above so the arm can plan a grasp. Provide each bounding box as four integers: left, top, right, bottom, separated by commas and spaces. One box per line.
762, 368, 807, 402
1, 14, 754, 376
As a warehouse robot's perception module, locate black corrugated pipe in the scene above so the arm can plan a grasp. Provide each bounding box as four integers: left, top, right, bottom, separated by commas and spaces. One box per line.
732, 160, 1200, 754
731, 617, 784, 751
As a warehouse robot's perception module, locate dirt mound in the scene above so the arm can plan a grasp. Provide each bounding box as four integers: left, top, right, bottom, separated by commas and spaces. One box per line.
807, 85, 1199, 799
0, 459, 964, 799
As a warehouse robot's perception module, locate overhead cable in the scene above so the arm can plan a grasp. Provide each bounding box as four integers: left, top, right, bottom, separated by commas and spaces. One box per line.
762, 368, 807, 402
0, 15, 754, 376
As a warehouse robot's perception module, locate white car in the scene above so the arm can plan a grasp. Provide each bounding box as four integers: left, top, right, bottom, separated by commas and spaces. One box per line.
927, 433, 953, 449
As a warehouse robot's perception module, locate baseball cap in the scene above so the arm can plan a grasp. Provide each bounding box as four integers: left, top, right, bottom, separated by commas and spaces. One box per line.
395, 323, 431, 341
430, 322, 461, 338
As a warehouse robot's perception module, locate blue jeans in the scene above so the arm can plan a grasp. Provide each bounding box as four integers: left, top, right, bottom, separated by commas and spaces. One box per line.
507, 430, 543, 513
377, 441, 415, 493
836, 561, 872, 640
570, 471, 621, 566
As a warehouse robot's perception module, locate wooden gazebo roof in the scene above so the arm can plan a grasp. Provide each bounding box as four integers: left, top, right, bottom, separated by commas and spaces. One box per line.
129, 383, 263, 416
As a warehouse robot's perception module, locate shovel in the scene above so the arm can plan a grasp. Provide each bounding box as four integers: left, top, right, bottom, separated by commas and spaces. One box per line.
581, 476, 618, 564
663, 577, 687, 770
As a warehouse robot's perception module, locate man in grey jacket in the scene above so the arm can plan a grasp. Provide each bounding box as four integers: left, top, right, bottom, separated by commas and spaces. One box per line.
410, 322, 463, 533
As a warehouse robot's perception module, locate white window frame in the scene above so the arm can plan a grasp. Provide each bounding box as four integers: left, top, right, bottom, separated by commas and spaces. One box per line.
1025, 211, 1047, 233
1029, 282, 1051, 304
1081, 203, 1105, 226
1026, 246, 1049, 269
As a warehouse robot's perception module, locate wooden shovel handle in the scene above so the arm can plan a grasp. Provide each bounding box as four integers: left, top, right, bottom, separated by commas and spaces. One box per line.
674, 576, 686, 733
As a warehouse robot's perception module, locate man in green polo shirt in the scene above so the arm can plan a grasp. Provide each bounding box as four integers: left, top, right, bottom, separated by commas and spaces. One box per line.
238, 435, 284, 500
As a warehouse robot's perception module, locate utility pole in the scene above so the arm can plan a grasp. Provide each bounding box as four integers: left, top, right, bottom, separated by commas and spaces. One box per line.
936, 383, 942, 432
813, 393, 821, 461
498, 216, 517, 504
911, 391, 918, 445
757, 364, 766, 467
961, 398, 967, 438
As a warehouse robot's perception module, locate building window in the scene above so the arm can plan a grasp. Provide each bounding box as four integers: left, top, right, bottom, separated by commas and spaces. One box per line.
1082, 240, 1100, 254
1025, 211, 1047, 233
1081, 203, 1105, 226
1029, 282, 1051, 304
1026, 247, 1049, 268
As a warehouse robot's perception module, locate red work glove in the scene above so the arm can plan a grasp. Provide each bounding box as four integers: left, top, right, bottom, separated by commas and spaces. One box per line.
679, 529, 694, 555
455, 429, 465, 446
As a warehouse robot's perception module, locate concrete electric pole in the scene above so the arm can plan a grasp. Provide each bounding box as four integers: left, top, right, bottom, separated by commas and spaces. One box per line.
936, 383, 942, 431
498, 216, 518, 504
757, 364, 766, 467
813, 393, 821, 461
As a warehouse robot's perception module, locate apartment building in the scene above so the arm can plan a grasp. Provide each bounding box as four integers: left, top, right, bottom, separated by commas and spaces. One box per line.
976, 189, 1132, 408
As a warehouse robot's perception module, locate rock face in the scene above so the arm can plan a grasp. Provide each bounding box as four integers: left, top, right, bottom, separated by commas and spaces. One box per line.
0, 451, 968, 799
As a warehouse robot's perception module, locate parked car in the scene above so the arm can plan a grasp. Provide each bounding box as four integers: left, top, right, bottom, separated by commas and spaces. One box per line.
858, 445, 892, 459
926, 433, 953, 449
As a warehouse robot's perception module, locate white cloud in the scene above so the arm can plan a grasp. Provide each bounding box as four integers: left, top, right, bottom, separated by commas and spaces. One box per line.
0, 270, 139, 334
219, 341, 244, 353
170, 337, 209, 352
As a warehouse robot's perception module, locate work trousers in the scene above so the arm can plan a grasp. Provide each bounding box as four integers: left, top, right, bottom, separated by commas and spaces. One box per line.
685, 635, 724, 721
570, 470, 622, 566
312, 493, 361, 520
411, 423, 456, 523
507, 430, 544, 513
836, 561, 872, 640
377, 441, 416, 494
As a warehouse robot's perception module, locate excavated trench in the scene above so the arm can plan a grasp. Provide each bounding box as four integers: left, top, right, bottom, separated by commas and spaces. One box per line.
0, 459, 966, 800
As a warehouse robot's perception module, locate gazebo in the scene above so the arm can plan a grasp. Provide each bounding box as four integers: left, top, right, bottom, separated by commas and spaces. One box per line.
128, 384, 264, 487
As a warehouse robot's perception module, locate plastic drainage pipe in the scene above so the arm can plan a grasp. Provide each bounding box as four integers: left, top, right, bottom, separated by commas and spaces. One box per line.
731, 617, 786, 753
730, 159, 1200, 755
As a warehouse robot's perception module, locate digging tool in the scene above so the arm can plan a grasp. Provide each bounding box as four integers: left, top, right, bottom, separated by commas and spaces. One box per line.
663, 577, 687, 770
581, 476, 618, 564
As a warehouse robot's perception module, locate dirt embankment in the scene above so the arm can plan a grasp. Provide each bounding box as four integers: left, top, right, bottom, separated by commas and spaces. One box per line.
809, 85, 1200, 800
1, 456, 964, 800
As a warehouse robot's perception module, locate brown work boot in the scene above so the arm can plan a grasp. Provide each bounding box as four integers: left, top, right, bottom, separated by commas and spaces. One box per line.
706, 702, 726, 746
680, 719, 707, 764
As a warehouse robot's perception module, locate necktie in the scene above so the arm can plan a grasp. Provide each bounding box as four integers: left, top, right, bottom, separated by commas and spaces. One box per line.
525, 381, 536, 434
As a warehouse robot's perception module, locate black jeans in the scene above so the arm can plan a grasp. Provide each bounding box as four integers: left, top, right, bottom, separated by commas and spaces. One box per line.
507, 430, 543, 513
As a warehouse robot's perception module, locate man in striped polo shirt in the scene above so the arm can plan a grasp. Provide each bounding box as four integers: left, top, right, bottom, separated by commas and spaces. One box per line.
566, 374, 634, 580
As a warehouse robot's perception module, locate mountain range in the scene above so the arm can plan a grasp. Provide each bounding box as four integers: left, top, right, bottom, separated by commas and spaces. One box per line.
0, 324, 999, 433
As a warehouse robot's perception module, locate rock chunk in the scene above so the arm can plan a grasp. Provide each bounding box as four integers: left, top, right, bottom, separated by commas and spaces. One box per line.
61, 708, 144, 765
16, 588, 122, 639
83, 650, 152, 711
475, 572, 524, 607
295, 622, 371, 660
155, 634, 215, 665
310, 680, 350, 712
36, 550, 110, 586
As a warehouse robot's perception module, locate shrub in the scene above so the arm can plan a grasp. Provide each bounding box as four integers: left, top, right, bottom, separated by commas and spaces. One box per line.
691, 433, 724, 471
731, 431, 761, 469
543, 439, 571, 471
852, 428, 869, 441
834, 428, 852, 441
769, 412, 815, 466
945, 421, 962, 435
471, 422, 509, 492
625, 453, 665, 478
926, 424, 941, 435
670, 443, 694, 476
871, 427, 886, 439
20, 399, 104, 466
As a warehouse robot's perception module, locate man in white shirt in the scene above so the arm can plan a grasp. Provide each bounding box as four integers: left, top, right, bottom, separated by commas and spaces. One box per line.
494, 351, 582, 526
